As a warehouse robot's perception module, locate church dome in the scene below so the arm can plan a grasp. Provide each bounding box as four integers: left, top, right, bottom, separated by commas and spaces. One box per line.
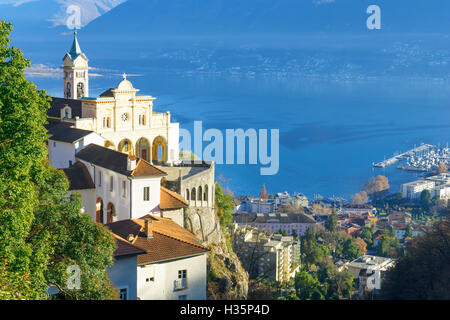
117, 73, 134, 90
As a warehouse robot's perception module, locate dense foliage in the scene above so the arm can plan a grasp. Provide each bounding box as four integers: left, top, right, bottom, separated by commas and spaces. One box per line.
215, 182, 234, 227
0, 20, 117, 299
380, 217, 450, 299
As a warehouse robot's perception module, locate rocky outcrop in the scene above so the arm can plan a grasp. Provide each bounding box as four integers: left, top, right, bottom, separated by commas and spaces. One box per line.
185, 207, 248, 300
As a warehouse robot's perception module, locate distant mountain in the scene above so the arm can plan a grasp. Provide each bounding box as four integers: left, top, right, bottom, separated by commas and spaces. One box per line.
0, 0, 126, 59
84, 0, 450, 39
0, 0, 126, 35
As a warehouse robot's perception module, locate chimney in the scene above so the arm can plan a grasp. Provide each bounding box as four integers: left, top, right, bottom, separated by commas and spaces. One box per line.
144, 218, 153, 239
127, 155, 137, 171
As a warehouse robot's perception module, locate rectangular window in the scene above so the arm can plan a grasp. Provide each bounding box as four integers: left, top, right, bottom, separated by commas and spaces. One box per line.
143, 187, 150, 201
122, 181, 126, 198
119, 288, 127, 300
110, 176, 114, 192
178, 295, 187, 300
98, 171, 102, 187
178, 270, 187, 279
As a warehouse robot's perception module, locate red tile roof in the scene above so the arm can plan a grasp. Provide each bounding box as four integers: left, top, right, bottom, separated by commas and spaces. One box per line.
106, 215, 208, 264
160, 186, 188, 210
111, 233, 146, 258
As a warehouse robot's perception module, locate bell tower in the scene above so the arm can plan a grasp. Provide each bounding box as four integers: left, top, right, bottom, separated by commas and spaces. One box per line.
63, 30, 89, 99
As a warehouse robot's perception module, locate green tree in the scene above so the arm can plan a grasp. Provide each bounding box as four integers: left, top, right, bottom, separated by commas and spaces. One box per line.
0, 20, 117, 299
215, 182, 234, 227
301, 228, 330, 268
381, 217, 450, 299
341, 238, 361, 261
420, 189, 431, 212
327, 210, 337, 233
360, 227, 373, 248
405, 224, 413, 238
294, 271, 324, 300
0, 20, 51, 299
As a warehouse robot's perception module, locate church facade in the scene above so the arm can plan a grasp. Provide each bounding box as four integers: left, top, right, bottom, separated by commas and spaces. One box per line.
49, 31, 179, 165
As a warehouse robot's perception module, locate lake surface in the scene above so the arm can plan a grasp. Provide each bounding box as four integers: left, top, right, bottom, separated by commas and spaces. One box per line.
30, 61, 450, 200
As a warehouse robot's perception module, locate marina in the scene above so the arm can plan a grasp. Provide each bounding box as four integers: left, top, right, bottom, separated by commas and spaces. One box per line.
372, 143, 435, 168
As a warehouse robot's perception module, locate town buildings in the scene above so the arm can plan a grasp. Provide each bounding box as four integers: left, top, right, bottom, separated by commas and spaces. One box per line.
233, 212, 317, 237
346, 255, 395, 296
401, 173, 450, 203
232, 225, 300, 283
342, 204, 376, 216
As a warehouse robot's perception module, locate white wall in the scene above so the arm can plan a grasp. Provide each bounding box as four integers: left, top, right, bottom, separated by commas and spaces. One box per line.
137, 253, 207, 300
130, 177, 162, 219
48, 132, 104, 169
77, 159, 162, 223
49, 140, 75, 169
107, 255, 138, 300
78, 159, 132, 222
69, 189, 97, 220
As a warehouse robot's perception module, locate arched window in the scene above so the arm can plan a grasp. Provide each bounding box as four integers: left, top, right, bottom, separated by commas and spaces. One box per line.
66, 82, 71, 99
204, 185, 208, 202
191, 188, 196, 201
96, 197, 104, 224
107, 203, 115, 224
103, 116, 111, 128
77, 82, 85, 98
186, 189, 190, 201
198, 186, 202, 201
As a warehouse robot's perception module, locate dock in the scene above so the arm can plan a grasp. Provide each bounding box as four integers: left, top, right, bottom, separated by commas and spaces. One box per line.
372, 144, 435, 168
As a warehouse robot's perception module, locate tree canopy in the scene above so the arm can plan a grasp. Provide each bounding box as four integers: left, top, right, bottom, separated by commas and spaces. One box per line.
0, 20, 117, 299
380, 217, 450, 299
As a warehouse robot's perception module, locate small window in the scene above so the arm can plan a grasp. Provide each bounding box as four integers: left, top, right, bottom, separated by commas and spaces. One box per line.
119, 288, 127, 300
143, 187, 150, 201
110, 176, 114, 192
98, 171, 102, 187
53, 141, 56, 147
122, 181, 127, 198
178, 295, 187, 300
69, 160, 72, 167
178, 270, 187, 279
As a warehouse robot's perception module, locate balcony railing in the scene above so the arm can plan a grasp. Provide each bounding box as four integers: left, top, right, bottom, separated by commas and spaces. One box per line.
174, 278, 188, 291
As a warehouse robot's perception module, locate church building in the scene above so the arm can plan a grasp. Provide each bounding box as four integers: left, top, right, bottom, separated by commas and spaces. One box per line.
48, 31, 179, 165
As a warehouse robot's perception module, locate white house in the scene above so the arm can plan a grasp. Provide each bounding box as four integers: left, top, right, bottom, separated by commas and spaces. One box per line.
342, 204, 376, 216
47, 124, 104, 169
62, 143, 168, 224
107, 215, 209, 300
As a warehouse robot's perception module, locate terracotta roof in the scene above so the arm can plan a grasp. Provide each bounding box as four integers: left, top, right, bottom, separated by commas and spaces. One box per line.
132, 158, 167, 177
76, 144, 167, 177
62, 162, 95, 190
160, 186, 188, 210
106, 215, 208, 264
111, 233, 146, 258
